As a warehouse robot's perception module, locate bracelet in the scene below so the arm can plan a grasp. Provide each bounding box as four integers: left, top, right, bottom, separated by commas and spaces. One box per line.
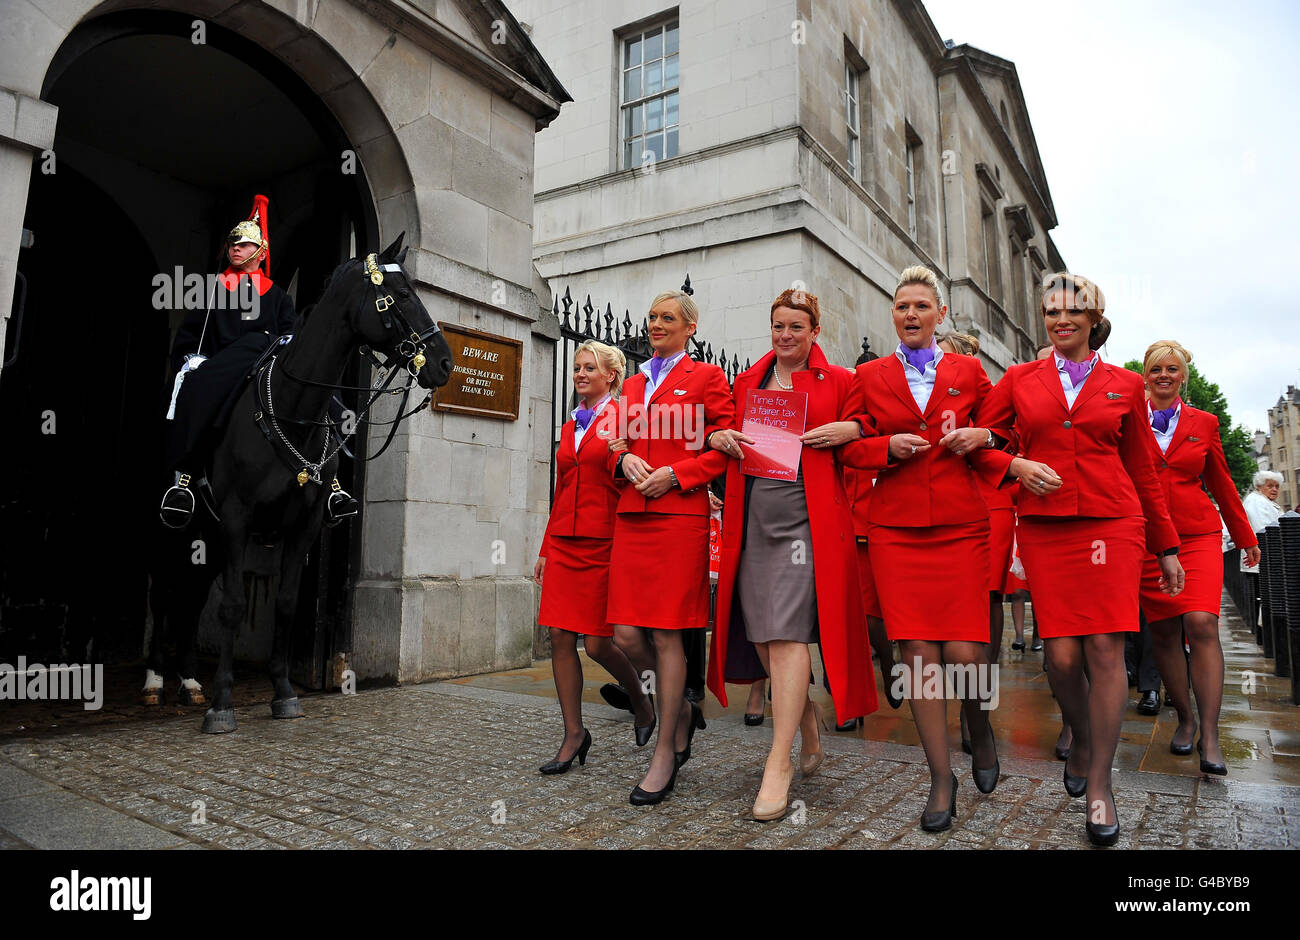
984, 428, 994, 449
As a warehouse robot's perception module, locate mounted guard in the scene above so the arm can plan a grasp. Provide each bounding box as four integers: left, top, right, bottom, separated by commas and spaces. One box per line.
158, 195, 356, 528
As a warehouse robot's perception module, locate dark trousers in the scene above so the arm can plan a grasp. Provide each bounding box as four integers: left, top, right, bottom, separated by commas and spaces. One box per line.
1125, 613, 1161, 693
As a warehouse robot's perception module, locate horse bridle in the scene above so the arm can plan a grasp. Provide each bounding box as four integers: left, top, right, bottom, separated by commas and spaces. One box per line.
361, 252, 442, 377
255, 253, 445, 485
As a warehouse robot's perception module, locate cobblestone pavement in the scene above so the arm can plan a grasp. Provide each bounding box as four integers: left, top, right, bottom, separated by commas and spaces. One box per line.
0, 594, 1296, 850
0, 680, 1296, 850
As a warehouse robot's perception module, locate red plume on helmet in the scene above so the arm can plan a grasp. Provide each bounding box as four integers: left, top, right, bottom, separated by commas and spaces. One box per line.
227, 194, 271, 276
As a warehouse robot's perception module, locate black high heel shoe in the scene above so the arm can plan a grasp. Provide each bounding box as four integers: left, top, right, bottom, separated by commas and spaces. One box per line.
921, 773, 958, 832
1010, 639, 1026, 652
1197, 739, 1227, 776
539, 729, 591, 775
634, 693, 655, 748
835, 716, 864, 732
630, 762, 678, 806
1169, 721, 1196, 756
972, 726, 1000, 794
1085, 789, 1120, 847
1063, 763, 1087, 798
675, 701, 706, 767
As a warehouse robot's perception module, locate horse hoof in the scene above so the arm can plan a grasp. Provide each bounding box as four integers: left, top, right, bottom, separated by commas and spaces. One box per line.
271, 697, 303, 719
201, 708, 237, 734
177, 685, 208, 707
139, 689, 164, 707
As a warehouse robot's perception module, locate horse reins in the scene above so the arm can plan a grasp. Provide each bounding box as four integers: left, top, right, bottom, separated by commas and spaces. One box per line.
254, 253, 443, 485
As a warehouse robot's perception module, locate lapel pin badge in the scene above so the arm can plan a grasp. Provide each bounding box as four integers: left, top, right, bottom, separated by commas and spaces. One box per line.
947, 388, 960, 396
1188, 436, 1201, 442
1106, 392, 1122, 399
673, 388, 687, 396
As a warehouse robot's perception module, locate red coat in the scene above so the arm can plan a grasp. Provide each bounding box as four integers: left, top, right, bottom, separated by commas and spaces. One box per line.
541, 407, 620, 554
979, 358, 1179, 554
843, 351, 1013, 526
609, 356, 734, 515
1153, 405, 1256, 547
843, 466, 877, 537
707, 345, 877, 720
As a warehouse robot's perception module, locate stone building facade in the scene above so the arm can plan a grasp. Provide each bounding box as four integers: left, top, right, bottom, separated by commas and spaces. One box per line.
510, 0, 1066, 377
1265, 387, 1300, 510
0, 0, 569, 684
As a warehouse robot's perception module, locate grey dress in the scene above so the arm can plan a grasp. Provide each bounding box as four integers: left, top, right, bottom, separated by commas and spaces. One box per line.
736, 462, 818, 644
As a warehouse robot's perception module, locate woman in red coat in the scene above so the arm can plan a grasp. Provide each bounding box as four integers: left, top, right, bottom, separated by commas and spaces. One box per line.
534, 342, 655, 773
606, 291, 735, 806
705, 288, 877, 820
845, 266, 1014, 832
979, 273, 1184, 846
1137, 340, 1259, 775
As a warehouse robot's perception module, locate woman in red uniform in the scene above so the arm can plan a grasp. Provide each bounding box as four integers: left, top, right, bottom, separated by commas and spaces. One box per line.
846, 266, 1014, 832
1137, 340, 1259, 775
534, 342, 655, 773
980, 273, 1184, 846
705, 288, 877, 820
607, 291, 735, 805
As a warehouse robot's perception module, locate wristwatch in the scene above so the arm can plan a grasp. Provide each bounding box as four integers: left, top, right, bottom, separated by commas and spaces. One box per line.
984, 428, 994, 449
1159, 547, 1180, 557
668, 468, 680, 488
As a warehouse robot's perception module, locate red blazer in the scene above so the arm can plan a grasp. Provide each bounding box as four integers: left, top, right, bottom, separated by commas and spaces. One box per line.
541, 407, 620, 554
979, 358, 1179, 554
1152, 405, 1257, 547
707, 345, 876, 721
843, 351, 1014, 527
609, 356, 734, 515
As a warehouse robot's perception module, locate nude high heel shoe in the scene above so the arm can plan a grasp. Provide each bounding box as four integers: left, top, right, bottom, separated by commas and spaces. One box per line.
798, 700, 828, 778
752, 759, 795, 821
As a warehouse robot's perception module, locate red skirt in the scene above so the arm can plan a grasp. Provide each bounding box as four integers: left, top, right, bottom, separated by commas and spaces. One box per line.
607, 512, 710, 629
538, 536, 613, 637
855, 540, 882, 619
987, 507, 1015, 594
868, 520, 990, 643
1140, 531, 1223, 622
1017, 516, 1144, 637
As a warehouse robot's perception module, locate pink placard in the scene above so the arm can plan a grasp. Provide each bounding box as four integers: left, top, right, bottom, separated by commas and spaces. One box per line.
740, 388, 808, 481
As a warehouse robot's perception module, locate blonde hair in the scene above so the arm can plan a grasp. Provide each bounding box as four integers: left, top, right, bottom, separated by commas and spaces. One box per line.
1040, 271, 1106, 323
937, 330, 980, 356
1142, 340, 1192, 389
894, 265, 947, 309
650, 290, 699, 327
573, 340, 627, 398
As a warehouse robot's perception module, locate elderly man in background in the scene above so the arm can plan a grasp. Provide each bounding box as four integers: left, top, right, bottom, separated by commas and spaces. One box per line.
1240, 470, 1283, 629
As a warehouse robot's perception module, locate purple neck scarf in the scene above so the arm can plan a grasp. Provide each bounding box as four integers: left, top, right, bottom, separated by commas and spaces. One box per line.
1059, 354, 1096, 389
902, 344, 935, 374
574, 407, 595, 431
648, 355, 668, 384
1150, 399, 1181, 434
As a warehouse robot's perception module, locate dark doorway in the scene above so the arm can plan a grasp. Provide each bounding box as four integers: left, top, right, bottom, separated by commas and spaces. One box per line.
0, 11, 378, 691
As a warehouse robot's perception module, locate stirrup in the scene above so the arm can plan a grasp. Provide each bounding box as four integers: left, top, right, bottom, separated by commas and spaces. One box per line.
325, 479, 358, 528
160, 473, 195, 529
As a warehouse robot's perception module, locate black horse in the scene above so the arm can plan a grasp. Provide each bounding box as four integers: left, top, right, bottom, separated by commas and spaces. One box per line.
199, 234, 452, 733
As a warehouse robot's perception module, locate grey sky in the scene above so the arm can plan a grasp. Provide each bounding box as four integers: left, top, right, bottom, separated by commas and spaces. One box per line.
922, 0, 1300, 433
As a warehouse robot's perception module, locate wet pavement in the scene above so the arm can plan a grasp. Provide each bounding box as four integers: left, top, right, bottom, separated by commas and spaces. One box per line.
0, 591, 1296, 849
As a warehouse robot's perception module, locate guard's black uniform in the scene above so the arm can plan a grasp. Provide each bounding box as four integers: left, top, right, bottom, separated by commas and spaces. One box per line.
163, 270, 296, 471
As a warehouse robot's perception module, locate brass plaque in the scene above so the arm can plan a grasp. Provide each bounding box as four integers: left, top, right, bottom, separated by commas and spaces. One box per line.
431, 322, 523, 420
